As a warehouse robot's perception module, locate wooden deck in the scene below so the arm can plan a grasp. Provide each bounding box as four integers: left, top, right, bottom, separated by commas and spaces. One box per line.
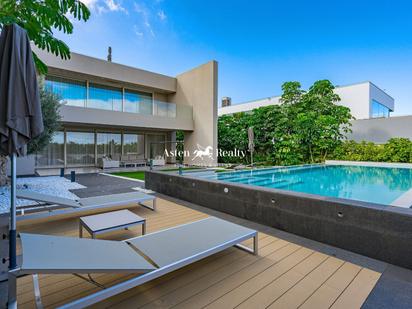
16, 197, 381, 309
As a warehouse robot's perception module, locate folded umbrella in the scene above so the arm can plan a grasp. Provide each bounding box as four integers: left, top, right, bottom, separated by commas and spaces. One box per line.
0, 23, 44, 308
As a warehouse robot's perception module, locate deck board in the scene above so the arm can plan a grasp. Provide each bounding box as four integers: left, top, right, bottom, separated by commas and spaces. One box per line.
16, 197, 381, 309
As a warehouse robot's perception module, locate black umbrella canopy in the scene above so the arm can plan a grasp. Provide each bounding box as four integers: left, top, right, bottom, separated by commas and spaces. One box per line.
0, 23, 44, 157
0, 23, 44, 307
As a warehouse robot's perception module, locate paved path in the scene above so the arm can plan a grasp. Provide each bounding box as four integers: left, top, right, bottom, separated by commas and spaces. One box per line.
67, 173, 144, 198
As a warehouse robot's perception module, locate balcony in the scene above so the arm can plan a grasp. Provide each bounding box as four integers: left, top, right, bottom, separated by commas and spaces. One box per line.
59, 101, 194, 131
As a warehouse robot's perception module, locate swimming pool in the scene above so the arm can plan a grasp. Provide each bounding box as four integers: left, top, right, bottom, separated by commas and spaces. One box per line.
198, 165, 412, 206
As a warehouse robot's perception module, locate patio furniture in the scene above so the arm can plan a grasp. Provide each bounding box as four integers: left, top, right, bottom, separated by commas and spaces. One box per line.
98, 157, 120, 169
16, 190, 156, 221
79, 209, 146, 238
151, 156, 165, 166
120, 154, 147, 167
16, 217, 258, 309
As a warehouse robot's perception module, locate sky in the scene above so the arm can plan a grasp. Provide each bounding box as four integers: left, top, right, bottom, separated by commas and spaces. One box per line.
58, 0, 412, 115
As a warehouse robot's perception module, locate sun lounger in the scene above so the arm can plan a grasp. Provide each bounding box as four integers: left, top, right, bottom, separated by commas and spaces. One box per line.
15, 217, 258, 309
16, 190, 156, 221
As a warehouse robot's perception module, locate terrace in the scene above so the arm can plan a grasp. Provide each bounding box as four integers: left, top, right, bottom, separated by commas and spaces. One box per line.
2, 173, 405, 308
15, 196, 383, 309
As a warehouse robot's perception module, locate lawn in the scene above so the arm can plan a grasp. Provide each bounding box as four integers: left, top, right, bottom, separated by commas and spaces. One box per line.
112, 167, 202, 181
112, 171, 146, 181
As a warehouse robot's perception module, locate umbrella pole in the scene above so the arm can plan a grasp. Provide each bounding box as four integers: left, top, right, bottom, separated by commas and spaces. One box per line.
8, 153, 17, 308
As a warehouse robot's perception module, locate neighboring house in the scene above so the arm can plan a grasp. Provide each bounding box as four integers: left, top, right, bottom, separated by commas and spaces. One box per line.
218, 81, 411, 143
218, 81, 394, 120
27, 48, 218, 173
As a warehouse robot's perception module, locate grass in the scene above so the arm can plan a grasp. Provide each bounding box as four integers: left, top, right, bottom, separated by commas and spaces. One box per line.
112, 171, 146, 181
160, 167, 201, 172
112, 167, 201, 181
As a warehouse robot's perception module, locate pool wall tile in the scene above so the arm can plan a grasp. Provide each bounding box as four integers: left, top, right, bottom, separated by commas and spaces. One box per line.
146, 171, 412, 270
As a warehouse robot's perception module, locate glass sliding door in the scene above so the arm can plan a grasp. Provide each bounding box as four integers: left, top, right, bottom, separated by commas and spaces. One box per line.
45, 76, 87, 107
123, 134, 145, 158
88, 83, 122, 111
147, 134, 166, 159
96, 133, 121, 160
66, 132, 95, 166
124, 90, 153, 115
35, 131, 65, 167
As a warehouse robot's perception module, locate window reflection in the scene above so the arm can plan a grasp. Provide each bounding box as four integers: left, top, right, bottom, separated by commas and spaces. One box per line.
123, 134, 145, 161
147, 134, 166, 159
372, 100, 390, 118
124, 90, 153, 114
96, 133, 122, 160
35, 131, 65, 167
45, 76, 86, 107
88, 83, 122, 111
66, 132, 95, 166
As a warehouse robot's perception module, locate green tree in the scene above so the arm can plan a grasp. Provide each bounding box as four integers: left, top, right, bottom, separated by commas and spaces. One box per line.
0, 0, 90, 74
293, 80, 352, 162
217, 80, 353, 166
27, 86, 62, 154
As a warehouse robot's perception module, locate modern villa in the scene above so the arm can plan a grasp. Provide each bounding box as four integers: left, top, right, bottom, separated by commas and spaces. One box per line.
31, 47, 218, 172
218, 81, 394, 119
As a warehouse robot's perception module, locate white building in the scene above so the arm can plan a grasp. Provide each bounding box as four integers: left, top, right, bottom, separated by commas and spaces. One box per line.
219, 81, 394, 120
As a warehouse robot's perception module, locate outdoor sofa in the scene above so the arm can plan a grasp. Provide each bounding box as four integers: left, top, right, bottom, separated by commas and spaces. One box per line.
16, 190, 156, 221
14, 217, 258, 308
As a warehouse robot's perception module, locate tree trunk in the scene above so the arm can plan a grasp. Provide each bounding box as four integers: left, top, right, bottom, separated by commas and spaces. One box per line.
0, 154, 8, 186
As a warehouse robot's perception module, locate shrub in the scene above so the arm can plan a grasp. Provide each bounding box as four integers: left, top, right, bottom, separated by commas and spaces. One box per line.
331, 138, 412, 163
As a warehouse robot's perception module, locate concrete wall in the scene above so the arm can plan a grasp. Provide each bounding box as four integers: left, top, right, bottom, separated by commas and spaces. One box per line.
334, 82, 371, 119
35, 47, 176, 93
170, 61, 218, 166
146, 170, 412, 270
349, 115, 412, 143
6, 155, 36, 176
60, 104, 194, 131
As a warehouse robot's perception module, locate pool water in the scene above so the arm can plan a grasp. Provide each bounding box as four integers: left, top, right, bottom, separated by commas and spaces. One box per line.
198, 165, 412, 206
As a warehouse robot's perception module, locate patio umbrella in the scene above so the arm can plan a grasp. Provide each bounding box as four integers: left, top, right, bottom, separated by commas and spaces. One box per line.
0, 23, 43, 307
248, 127, 255, 167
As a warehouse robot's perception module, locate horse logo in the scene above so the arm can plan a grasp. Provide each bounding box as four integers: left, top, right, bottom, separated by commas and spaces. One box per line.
193, 144, 214, 161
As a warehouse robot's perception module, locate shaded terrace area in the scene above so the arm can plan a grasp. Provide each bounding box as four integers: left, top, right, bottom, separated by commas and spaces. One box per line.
15, 193, 384, 309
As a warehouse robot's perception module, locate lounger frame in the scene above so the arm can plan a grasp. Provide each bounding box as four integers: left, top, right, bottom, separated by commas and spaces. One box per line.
16, 194, 156, 222
25, 219, 258, 309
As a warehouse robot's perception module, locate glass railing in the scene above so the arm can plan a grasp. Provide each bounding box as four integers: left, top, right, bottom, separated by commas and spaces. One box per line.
153, 100, 176, 118
63, 98, 192, 120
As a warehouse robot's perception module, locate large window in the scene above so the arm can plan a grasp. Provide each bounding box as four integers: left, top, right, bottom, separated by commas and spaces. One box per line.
123, 134, 145, 158
124, 90, 153, 114
45, 76, 87, 107
66, 132, 95, 166
35, 131, 64, 167
147, 134, 166, 159
96, 133, 121, 160
372, 100, 390, 118
88, 83, 122, 111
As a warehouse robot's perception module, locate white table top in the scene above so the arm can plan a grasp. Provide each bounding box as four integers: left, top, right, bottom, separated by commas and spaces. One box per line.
80, 210, 145, 232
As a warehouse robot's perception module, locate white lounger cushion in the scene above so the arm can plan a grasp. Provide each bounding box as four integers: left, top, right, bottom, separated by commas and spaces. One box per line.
19, 233, 156, 274
127, 217, 256, 268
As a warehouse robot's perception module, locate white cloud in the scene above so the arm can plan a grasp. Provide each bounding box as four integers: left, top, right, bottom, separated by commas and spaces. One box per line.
133, 25, 144, 37
157, 10, 166, 21
133, 2, 156, 37
81, 0, 99, 9
105, 0, 127, 13
80, 0, 127, 14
